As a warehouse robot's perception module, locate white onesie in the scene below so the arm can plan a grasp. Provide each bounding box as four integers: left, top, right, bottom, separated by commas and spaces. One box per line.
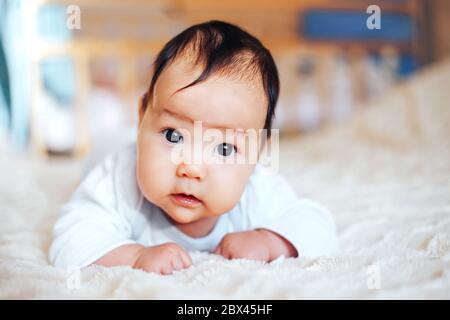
49, 144, 338, 268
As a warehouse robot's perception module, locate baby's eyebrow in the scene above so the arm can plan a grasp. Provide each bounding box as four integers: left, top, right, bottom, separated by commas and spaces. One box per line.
161, 108, 192, 123
161, 107, 235, 131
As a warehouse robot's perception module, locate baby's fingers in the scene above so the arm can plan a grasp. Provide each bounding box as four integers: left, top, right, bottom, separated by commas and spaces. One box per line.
170, 255, 185, 271
213, 244, 222, 255
215, 245, 232, 259
160, 263, 175, 275
177, 248, 192, 268
214, 238, 226, 256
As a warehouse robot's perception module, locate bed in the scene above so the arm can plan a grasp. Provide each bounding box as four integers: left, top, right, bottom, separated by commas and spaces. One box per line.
0, 59, 449, 299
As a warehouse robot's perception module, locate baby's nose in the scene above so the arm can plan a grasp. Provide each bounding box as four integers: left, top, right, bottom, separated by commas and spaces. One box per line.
176, 162, 206, 180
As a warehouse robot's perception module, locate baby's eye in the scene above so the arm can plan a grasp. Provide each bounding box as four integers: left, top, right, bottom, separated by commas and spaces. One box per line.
162, 128, 183, 144
215, 143, 237, 157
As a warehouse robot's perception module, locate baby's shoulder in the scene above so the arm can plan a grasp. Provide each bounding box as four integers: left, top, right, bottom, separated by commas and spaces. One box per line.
240, 164, 299, 208
110, 144, 142, 207
106, 143, 137, 171
245, 164, 290, 192
81, 143, 142, 211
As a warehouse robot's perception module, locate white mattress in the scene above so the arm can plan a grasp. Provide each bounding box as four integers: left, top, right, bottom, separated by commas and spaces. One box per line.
1, 60, 449, 299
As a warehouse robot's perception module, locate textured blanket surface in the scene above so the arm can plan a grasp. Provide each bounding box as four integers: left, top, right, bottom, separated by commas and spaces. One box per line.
1, 60, 449, 299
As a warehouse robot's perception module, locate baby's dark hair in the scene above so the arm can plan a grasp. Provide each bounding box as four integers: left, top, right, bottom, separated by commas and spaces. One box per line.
142, 20, 279, 135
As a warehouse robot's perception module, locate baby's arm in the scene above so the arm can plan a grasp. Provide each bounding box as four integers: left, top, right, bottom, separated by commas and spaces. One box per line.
93, 243, 192, 275
214, 229, 297, 261
93, 244, 144, 266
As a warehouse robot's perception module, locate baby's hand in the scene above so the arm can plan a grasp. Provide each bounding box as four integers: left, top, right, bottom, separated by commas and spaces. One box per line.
214, 229, 298, 262
133, 243, 192, 275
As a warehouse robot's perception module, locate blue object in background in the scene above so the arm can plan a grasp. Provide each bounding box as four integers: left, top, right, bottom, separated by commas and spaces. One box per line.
0, 2, 76, 147
0, 0, 31, 147
398, 54, 418, 77
368, 51, 418, 78
39, 4, 76, 106
38, 4, 72, 42
0, 24, 11, 130
41, 56, 76, 106
300, 9, 418, 78
301, 10, 415, 42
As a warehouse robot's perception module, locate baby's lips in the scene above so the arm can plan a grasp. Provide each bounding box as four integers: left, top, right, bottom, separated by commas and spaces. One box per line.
173, 188, 202, 200
174, 190, 197, 198
170, 193, 203, 208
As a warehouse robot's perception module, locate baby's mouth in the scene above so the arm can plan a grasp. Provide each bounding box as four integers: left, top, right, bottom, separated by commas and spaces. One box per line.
170, 193, 202, 208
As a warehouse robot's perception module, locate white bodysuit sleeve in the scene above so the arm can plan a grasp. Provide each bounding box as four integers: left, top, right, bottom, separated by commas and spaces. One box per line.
241, 165, 339, 258
48, 148, 138, 268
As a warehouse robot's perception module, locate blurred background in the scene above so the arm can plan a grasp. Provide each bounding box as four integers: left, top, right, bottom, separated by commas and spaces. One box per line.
0, 0, 449, 158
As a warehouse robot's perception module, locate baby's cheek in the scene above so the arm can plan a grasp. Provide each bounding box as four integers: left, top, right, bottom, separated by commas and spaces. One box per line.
207, 168, 249, 212
137, 149, 173, 199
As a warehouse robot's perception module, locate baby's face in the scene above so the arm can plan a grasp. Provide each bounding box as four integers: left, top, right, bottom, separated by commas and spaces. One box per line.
136, 59, 267, 226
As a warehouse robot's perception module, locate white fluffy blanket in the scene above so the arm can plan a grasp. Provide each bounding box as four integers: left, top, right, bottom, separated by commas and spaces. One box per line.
1, 60, 449, 299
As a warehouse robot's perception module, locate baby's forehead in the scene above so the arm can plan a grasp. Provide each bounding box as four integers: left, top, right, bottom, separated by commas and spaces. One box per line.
156, 58, 265, 97
153, 60, 267, 131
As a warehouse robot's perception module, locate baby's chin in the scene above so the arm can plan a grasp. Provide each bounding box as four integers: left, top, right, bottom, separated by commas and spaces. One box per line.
164, 203, 224, 226
166, 210, 201, 224
158, 199, 205, 223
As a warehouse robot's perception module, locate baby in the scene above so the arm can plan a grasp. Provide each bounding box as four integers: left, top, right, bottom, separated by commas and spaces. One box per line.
49, 21, 338, 275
